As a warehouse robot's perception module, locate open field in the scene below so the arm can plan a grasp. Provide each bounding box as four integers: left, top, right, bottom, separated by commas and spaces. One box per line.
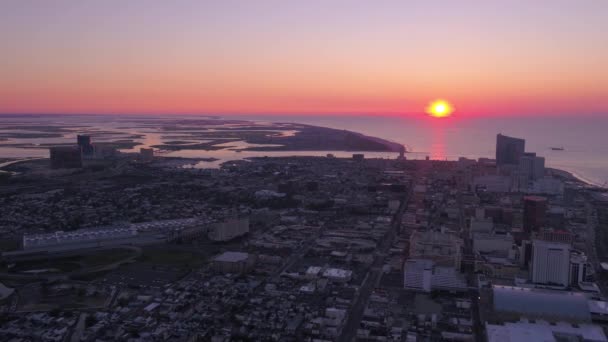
1, 248, 139, 275
137, 246, 207, 268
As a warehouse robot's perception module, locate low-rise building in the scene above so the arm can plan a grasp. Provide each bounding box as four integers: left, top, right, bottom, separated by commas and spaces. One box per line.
22, 226, 138, 250
409, 230, 463, 269
211, 251, 255, 273
486, 320, 607, 342
473, 232, 514, 255
208, 217, 249, 242
322, 268, 352, 283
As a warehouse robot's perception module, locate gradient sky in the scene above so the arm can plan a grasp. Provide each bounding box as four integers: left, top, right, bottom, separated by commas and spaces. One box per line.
1, 0, 607, 116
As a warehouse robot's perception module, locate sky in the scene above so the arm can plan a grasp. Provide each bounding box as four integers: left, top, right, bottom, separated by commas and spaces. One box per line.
1, 0, 607, 117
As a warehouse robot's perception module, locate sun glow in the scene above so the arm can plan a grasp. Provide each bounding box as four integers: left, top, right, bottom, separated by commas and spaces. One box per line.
426, 99, 454, 118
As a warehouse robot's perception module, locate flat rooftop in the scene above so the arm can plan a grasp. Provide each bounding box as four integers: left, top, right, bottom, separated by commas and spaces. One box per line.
492, 285, 591, 321
213, 251, 249, 263
486, 321, 606, 342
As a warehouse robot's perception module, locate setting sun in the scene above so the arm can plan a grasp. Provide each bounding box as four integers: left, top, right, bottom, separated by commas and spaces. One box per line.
426, 100, 454, 118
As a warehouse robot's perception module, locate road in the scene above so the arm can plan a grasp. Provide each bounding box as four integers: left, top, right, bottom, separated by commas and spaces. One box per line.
68, 312, 87, 342
338, 191, 410, 342
273, 225, 324, 280
457, 193, 483, 342
585, 201, 600, 271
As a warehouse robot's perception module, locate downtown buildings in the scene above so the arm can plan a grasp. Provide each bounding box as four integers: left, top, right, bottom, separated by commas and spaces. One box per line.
49, 146, 82, 169
49, 135, 121, 169
496, 133, 525, 167
3, 133, 608, 342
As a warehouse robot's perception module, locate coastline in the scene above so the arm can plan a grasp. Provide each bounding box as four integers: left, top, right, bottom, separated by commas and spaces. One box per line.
0, 157, 44, 170
549, 167, 606, 189
1, 115, 606, 188
149, 124, 404, 153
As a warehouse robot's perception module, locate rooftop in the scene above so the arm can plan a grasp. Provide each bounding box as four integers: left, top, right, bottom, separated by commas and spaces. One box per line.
213, 251, 249, 263
486, 321, 606, 342
492, 285, 591, 321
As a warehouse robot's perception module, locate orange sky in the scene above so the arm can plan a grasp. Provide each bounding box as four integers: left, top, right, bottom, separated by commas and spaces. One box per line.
1, 1, 607, 116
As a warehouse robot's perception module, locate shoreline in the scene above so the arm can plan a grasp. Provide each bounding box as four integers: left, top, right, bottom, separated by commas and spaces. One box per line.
1, 117, 605, 189
0, 157, 45, 170
549, 167, 606, 189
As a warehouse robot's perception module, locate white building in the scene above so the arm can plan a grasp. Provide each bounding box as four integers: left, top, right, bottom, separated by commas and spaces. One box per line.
486, 321, 607, 342
305, 266, 323, 279
531, 240, 570, 287
404, 259, 433, 292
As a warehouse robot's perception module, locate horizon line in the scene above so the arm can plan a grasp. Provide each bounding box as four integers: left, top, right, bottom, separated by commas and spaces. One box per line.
1, 112, 607, 118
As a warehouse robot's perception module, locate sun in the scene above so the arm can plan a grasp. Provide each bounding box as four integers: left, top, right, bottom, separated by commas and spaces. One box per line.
426, 99, 454, 118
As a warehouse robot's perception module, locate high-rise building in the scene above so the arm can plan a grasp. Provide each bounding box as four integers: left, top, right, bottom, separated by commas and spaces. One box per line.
519, 152, 545, 182
523, 196, 546, 234
77, 135, 94, 157
496, 134, 525, 166
531, 240, 570, 287
94, 144, 118, 159
50, 146, 82, 169
398, 145, 406, 160
77, 134, 91, 147
570, 252, 589, 287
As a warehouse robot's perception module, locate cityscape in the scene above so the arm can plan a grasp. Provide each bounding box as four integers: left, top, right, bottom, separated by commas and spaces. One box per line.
1, 119, 608, 341
2, 1, 608, 341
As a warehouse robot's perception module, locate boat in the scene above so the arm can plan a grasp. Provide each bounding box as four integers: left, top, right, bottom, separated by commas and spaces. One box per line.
550, 147, 564, 151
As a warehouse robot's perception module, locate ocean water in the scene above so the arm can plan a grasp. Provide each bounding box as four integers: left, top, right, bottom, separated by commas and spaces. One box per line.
231, 115, 608, 187
1, 114, 607, 187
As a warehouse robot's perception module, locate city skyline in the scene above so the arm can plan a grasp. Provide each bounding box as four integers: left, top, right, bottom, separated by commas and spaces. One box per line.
1, 1, 608, 117
2, 3, 608, 340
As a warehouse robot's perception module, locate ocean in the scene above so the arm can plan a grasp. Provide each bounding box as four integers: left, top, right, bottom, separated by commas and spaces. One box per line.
1, 114, 607, 187
249, 115, 608, 187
